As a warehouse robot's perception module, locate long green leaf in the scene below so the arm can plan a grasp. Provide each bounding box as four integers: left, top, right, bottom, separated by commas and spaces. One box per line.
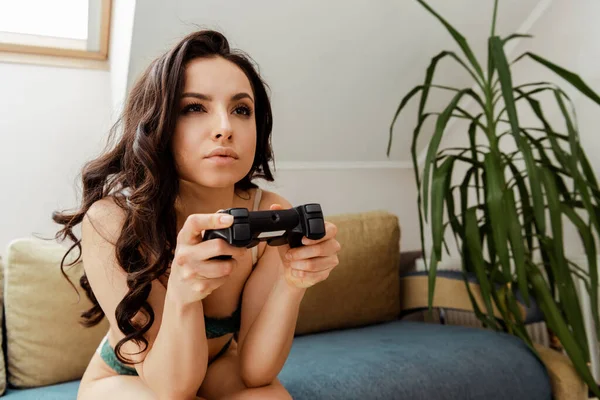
420, 51, 482, 117
495, 86, 556, 122
483, 153, 511, 282
389, 84, 459, 156
579, 147, 600, 192
554, 90, 580, 162
411, 113, 437, 272
388, 85, 423, 156
459, 168, 481, 274
490, 36, 545, 233
416, 0, 485, 84
504, 187, 530, 305
490, 0, 499, 37
554, 92, 600, 343
489, 282, 514, 334
464, 207, 496, 321
562, 205, 600, 341
445, 185, 462, 255
518, 87, 600, 243
431, 156, 456, 265
427, 248, 440, 312
519, 128, 573, 205
553, 89, 600, 201
468, 115, 483, 205
541, 167, 590, 360
505, 285, 533, 348
529, 266, 599, 397
518, 52, 600, 105
423, 89, 474, 223
503, 33, 532, 45
456, 107, 488, 131
505, 161, 534, 253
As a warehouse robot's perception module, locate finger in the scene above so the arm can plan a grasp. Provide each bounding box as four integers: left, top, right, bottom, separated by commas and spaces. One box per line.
201, 238, 246, 260
178, 213, 234, 244
286, 239, 341, 261
178, 258, 236, 279
290, 254, 339, 272
290, 267, 332, 282
301, 221, 338, 245
270, 203, 284, 211
191, 276, 230, 295
174, 240, 245, 270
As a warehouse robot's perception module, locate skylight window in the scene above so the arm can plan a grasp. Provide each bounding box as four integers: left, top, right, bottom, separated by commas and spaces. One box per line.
0, 0, 111, 60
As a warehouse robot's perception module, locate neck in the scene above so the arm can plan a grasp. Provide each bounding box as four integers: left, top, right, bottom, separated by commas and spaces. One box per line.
175, 179, 237, 225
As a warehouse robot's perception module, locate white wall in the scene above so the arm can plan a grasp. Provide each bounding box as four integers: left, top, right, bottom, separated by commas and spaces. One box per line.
262, 166, 420, 250
3, 0, 597, 258
121, 0, 539, 252
108, 0, 136, 121
127, 0, 540, 163
0, 63, 112, 258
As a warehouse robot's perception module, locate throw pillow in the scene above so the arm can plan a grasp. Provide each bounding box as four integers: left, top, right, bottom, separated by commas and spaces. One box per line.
0, 256, 6, 395
294, 210, 401, 335
4, 238, 108, 388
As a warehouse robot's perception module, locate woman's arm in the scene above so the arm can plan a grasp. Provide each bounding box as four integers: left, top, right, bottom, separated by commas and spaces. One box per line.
236, 192, 340, 388
237, 242, 306, 388
82, 198, 209, 400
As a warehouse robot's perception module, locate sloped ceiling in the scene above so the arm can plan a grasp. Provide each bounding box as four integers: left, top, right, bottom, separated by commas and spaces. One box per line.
125, 0, 543, 163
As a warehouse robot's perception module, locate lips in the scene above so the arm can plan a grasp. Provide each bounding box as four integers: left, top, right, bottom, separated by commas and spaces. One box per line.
205, 147, 239, 159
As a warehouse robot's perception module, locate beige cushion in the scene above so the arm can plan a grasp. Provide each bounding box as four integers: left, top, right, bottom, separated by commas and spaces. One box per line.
534, 343, 588, 400
0, 256, 7, 395
295, 210, 401, 335
4, 238, 109, 388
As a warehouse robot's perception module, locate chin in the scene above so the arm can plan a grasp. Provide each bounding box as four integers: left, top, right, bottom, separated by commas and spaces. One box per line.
197, 170, 249, 188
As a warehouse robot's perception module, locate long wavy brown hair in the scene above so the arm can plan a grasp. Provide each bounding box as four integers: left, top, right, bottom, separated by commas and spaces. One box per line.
52, 30, 275, 364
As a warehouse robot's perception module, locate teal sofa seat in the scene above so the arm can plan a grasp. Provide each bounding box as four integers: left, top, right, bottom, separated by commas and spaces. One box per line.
3, 321, 551, 400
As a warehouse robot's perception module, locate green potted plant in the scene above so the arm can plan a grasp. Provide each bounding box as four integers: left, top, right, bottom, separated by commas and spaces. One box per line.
387, 0, 600, 394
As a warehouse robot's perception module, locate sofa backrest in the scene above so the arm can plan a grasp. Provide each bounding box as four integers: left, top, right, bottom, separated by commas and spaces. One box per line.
0, 210, 401, 389
295, 210, 401, 335
2, 238, 109, 389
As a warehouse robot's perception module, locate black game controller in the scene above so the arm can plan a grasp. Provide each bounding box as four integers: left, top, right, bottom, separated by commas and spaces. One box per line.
202, 204, 326, 259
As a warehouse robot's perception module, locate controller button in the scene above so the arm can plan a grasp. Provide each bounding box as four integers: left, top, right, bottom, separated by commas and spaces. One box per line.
308, 218, 325, 236
230, 208, 249, 217
233, 224, 251, 240
305, 204, 322, 214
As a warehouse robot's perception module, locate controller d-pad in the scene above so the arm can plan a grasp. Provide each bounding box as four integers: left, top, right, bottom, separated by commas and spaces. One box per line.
305, 204, 322, 214
308, 218, 325, 236
233, 224, 251, 241
230, 208, 249, 218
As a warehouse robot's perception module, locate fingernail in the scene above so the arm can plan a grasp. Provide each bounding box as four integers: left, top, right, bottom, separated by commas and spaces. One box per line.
286, 252, 293, 260
220, 214, 234, 224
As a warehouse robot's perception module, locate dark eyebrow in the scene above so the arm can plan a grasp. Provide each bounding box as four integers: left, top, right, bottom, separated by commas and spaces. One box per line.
231, 92, 254, 103
181, 92, 254, 103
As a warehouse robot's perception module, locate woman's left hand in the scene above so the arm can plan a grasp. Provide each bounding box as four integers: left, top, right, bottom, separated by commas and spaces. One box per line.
270, 204, 341, 289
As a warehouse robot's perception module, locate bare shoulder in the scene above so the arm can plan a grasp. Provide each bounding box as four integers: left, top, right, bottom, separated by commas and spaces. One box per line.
256, 189, 293, 211
83, 196, 127, 245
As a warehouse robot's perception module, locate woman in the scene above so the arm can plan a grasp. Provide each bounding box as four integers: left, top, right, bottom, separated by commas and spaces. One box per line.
53, 29, 341, 400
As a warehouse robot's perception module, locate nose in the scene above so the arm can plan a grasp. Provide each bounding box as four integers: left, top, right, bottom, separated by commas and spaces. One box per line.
212, 108, 233, 141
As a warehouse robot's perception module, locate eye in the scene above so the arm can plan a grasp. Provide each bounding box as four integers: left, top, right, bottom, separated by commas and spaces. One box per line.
182, 103, 205, 114
233, 105, 252, 117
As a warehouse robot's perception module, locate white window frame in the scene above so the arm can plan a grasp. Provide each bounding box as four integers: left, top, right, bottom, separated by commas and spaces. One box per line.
0, 0, 112, 68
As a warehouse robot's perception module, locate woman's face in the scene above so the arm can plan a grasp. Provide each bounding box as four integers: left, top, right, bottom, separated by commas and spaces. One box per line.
172, 56, 257, 188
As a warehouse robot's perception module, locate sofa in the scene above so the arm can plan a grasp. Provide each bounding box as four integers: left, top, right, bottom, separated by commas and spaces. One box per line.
0, 210, 586, 399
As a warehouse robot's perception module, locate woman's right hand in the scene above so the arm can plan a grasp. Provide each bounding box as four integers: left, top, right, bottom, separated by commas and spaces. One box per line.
167, 213, 245, 305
